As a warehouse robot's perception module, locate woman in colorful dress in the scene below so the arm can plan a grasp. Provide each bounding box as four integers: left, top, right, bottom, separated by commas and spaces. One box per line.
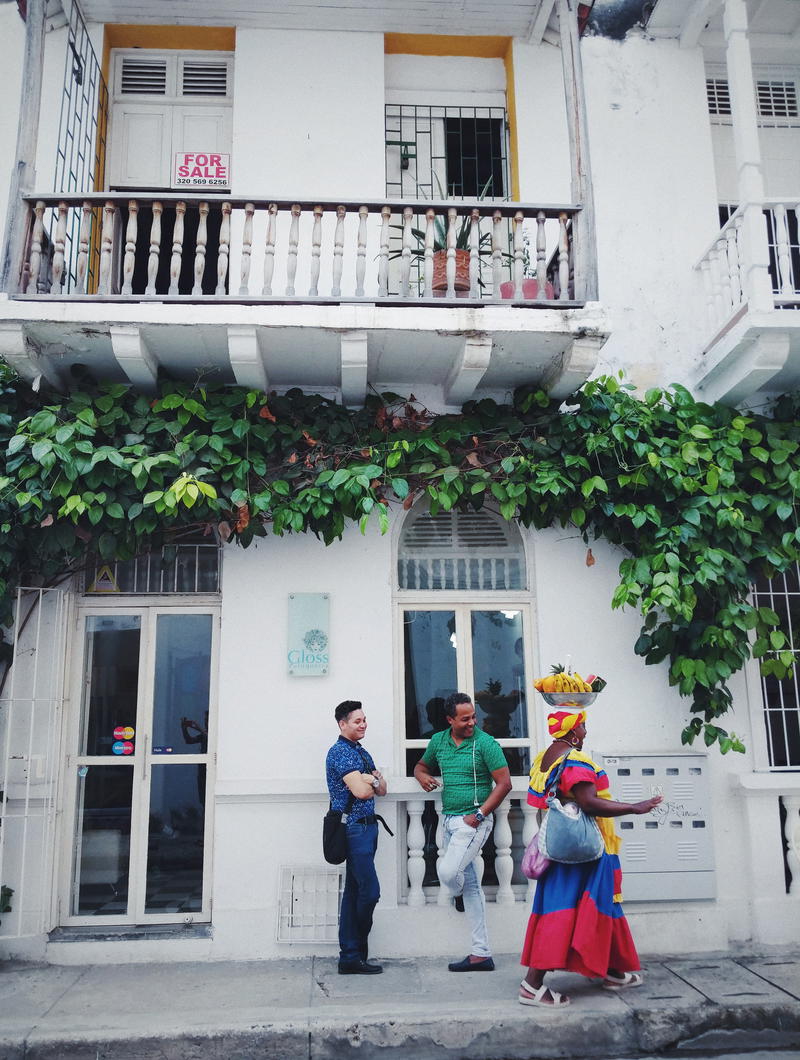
519, 709, 663, 1007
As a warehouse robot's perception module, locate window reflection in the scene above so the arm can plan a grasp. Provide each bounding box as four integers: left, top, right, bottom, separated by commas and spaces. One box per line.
471, 611, 527, 740
403, 611, 457, 739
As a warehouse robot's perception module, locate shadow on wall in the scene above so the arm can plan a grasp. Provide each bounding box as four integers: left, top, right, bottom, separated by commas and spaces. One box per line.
586, 0, 651, 40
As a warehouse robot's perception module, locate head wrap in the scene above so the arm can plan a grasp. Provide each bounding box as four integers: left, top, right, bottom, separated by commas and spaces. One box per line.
547, 710, 586, 740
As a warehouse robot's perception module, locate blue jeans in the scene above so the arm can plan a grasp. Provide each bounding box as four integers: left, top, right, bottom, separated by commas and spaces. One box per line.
339, 819, 380, 965
438, 814, 494, 958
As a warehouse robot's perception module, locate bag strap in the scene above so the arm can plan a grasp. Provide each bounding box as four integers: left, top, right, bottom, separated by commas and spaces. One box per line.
544, 752, 571, 801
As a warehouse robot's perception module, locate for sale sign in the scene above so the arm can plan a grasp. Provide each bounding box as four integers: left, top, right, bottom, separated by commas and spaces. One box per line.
172, 152, 230, 188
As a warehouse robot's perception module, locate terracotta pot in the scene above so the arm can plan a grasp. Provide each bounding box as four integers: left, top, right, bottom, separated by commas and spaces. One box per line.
499, 278, 555, 301
432, 249, 470, 297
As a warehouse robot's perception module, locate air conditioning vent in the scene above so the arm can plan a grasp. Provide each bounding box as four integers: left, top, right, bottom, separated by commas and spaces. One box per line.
706, 78, 731, 115
121, 58, 168, 95
182, 61, 228, 97
756, 79, 798, 119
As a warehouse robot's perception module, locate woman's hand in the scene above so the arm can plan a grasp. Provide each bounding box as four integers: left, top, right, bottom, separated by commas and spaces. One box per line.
634, 795, 664, 814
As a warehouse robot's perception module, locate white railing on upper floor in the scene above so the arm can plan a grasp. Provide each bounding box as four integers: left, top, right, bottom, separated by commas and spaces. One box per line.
13, 194, 584, 307
696, 199, 800, 336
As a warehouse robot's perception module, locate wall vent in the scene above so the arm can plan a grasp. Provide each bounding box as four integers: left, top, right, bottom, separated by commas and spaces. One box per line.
276, 866, 342, 944
706, 78, 731, 115
756, 79, 798, 119
121, 58, 168, 95
182, 61, 228, 97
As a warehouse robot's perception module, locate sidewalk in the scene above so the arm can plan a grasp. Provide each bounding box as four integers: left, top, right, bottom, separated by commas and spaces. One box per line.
2, 948, 800, 1060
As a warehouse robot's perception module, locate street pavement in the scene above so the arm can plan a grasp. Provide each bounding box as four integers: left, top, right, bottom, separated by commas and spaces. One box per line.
1, 947, 799, 1059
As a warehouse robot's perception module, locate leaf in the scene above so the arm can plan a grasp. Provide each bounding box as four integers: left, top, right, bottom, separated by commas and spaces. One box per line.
391, 477, 409, 499
585, 548, 595, 567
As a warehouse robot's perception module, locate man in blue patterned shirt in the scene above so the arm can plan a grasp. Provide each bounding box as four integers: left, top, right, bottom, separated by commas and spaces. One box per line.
326, 700, 387, 974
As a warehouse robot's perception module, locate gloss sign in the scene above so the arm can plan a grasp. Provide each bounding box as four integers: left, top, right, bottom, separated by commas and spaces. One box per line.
172, 152, 230, 188
287, 593, 330, 677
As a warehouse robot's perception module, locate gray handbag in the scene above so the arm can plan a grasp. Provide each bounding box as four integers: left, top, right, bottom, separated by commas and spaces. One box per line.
537, 753, 604, 863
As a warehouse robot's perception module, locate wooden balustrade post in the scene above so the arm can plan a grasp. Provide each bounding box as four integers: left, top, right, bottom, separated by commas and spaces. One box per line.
309, 204, 323, 297
332, 205, 346, 296
446, 207, 457, 299
239, 202, 255, 296
25, 200, 45, 294
75, 201, 92, 294
726, 225, 741, 307
494, 802, 515, 905
98, 201, 116, 296
169, 201, 185, 296
355, 206, 369, 297
783, 795, 800, 895
216, 202, 231, 296
145, 201, 162, 296
512, 210, 524, 300
536, 210, 548, 300
50, 201, 69, 295
407, 800, 427, 907
121, 199, 138, 296
774, 204, 793, 296
400, 206, 413, 299
422, 209, 435, 299
469, 209, 480, 299
262, 203, 277, 296
286, 204, 301, 296
558, 212, 570, 301
192, 202, 209, 296
378, 206, 391, 297
491, 210, 503, 301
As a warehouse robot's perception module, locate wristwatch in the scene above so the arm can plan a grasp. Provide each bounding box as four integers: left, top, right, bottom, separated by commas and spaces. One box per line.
474, 809, 486, 823
370, 775, 380, 790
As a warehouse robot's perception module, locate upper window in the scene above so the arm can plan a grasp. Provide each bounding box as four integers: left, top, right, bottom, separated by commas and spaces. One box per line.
398, 507, 526, 591
84, 535, 220, 595
706, 72, 800, 126
115, 53, 233, 101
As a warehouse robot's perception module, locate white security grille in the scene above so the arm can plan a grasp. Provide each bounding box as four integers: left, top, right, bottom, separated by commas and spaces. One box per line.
706, 78, 731, 116
120, 58, 168, 95
182, 61, 228, 96
398, 509, 526, 591
84, 542, 220, 594
0, 588, 68, 938
601, 754, 715, 901
752, 565, 800, 768
756, 79, 798, 120
276, 866, 342, 943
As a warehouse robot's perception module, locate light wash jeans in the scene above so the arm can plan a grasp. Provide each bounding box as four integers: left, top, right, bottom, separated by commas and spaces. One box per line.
438, 813, 494, 958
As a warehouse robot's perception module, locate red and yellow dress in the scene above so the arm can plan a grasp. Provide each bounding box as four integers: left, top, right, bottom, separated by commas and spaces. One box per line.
519, 749, 640, 978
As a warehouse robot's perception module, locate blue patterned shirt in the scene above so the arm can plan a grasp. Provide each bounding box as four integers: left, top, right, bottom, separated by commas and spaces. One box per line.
326, 736, 375, 821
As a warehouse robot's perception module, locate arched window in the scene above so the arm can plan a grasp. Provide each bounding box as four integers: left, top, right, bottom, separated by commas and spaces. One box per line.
397, 507, 531, 777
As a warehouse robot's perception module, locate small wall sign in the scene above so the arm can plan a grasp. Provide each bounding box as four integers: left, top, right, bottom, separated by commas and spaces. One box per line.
287, 593, 330, 677
172, 151, 230, 188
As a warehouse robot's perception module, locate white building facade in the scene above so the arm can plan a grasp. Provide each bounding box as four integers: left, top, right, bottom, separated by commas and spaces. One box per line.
0, 0, 798, 964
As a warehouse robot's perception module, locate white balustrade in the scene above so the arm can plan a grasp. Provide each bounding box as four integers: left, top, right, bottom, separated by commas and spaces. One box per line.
406, 799, 427, 907
493, 803, 515, 905
121, 199, 138, 296
774, 204, 793, 297
169, 201, 185, 297
50, 201, 68, 296
145, 201, 162, 296
18, 195, 583, 305
784, 795, 800, 896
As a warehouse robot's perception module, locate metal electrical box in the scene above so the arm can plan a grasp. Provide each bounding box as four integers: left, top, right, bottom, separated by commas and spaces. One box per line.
600, 753, 715, 901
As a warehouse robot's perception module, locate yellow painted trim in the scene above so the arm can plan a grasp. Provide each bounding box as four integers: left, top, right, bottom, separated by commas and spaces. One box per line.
504, 41, 520, 201
384, 33, 510, 58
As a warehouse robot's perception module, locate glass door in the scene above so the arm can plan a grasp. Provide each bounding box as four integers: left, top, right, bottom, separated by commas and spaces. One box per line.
64, 606, 217, 924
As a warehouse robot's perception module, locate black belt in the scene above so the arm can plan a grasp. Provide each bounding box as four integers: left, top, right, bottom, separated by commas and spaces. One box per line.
355, 814, 394, 836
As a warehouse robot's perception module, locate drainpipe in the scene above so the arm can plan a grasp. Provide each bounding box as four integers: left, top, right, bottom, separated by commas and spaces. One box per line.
556, 0, 598, 302
0, 0, 47, 294
722, 0, 773, 312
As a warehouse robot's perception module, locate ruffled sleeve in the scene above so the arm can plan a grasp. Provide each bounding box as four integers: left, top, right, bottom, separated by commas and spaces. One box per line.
527, 749, 621, 856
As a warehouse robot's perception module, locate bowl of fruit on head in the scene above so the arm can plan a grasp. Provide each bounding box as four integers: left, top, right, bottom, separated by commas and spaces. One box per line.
534, 664, 606, 707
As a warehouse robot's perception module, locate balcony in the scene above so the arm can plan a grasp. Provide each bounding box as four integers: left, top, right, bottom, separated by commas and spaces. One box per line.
0, 193, 607, 405
694, 203, 800, 405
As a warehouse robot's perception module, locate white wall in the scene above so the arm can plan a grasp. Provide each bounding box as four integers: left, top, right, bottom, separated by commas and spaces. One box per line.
0, 6, 26, 244
512, 40, 572, 203
582, 35, 721, 391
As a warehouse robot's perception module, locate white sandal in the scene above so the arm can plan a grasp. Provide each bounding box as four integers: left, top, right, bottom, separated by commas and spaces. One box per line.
519, 979, 570, 1007
602, 971, 643, 990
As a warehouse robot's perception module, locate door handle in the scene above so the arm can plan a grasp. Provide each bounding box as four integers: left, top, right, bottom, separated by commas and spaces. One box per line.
142, 733, 149, 781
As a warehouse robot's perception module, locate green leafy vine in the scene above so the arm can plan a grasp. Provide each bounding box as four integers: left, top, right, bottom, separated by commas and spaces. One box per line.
3, 364, 800, 753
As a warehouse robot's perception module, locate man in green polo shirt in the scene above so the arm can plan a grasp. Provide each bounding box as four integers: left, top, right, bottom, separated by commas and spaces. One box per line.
414, 691, 512, 972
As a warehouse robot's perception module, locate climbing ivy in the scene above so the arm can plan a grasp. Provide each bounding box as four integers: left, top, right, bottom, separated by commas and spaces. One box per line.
3, 362, 800, 753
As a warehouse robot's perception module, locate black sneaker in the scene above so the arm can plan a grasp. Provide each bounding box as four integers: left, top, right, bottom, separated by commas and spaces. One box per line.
454, 895, 465, 912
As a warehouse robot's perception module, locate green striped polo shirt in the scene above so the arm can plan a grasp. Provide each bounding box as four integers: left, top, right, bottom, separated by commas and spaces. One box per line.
421, 727, 508, 816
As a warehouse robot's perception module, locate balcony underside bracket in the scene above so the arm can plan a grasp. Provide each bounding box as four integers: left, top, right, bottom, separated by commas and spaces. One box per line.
0, 322, 65, 391
444, 333, 493, 407
228, 325, 268, 392
110, 325, 158, 393
698, 328, 791, 405
340, 330, 368, 407
543, 334, 605, 400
